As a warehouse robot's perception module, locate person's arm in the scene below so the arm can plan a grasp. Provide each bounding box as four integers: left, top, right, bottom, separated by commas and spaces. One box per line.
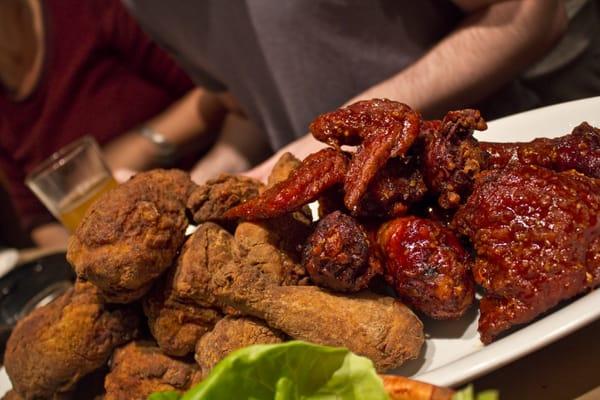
102, 87, 228, 172
247, 0, 567, 181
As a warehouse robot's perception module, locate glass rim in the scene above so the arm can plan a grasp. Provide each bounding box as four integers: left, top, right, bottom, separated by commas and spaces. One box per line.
25, 136, 99, 184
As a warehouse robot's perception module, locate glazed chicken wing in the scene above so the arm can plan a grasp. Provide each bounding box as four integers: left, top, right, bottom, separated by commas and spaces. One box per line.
481, 122, 600, 178
378, 216, 475, 319
67, 169, 195, 302
453, 164, 600, 343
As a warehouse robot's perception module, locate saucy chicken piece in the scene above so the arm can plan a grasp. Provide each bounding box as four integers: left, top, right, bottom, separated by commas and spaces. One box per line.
67, 169, 194, 303
480, 122, 600, 178
4, 282, 138, 399
104, 342, 201, 400
225, 148, 348, 220
421, 109, 488, 209
378, 216, 475, 319
310, 99, 422, 213
143, 273, 222, 357
454, 164, 600, 343
302, 211, 382, 292
195, 316, 285, 378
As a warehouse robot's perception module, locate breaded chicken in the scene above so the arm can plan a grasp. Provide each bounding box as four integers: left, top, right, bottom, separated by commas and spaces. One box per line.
67, 169, 195, 303
104, 342, 200, 400
4, 282, 138, 399
195, 316, 284, 377
143, 272, 222, 357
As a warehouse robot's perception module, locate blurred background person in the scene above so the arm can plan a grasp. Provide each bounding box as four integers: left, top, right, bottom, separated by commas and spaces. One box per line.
124, 0, 599, 179
0, 0, 269, 248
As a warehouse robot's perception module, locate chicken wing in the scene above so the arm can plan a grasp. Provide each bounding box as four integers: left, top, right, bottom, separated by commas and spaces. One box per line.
453, 164, 600, 343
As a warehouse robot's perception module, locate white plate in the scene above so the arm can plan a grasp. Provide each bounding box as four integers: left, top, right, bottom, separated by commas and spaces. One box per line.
1, 97, 599, 395
394, 96, 600, 387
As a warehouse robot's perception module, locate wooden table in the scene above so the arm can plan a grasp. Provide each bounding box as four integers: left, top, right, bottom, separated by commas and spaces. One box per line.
473, 318, 600, 399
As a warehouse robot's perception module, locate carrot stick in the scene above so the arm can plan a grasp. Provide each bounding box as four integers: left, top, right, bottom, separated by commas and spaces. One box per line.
380, 375, 455, 400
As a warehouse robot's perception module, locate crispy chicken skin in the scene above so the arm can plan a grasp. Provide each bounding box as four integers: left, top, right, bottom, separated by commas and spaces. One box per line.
420, 109, 488, 209
4, 282, 138, 399
187, 174, 263, 224
454, 164, 600, 343
481, 122, 600, 178
67, 169, 195, 303
143, 273, 222, 357
104, 342, 200, 400
378, 216, 474, 319
221, 284, 424, 372
302, 211, 382, 292
195, 316, 285, 377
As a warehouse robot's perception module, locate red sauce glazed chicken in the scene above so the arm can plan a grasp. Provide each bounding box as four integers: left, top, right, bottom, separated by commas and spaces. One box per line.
224, 98, 600, 344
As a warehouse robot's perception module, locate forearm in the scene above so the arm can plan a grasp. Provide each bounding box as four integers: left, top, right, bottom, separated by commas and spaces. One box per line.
350, 1, 567, 117
103, 88, 227, 171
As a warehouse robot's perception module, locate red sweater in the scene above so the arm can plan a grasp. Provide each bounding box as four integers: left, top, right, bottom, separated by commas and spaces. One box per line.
0, 0, 193, 231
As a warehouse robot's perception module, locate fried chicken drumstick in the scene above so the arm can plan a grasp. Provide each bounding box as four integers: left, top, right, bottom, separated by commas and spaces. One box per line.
454, 164, 600, 343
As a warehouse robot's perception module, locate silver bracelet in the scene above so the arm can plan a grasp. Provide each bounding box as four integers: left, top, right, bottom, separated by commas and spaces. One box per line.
138, 126, 178, 162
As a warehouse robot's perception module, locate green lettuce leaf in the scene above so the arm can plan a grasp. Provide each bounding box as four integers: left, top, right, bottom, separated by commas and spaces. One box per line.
147, 391, 181, 400
165, 341, 388, 400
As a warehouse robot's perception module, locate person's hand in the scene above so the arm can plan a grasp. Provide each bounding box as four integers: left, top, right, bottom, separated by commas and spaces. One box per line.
244, 133, 326, 183
113, 168, 137, 183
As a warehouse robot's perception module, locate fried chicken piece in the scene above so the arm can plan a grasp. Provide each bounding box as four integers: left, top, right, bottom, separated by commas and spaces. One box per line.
104, 342, 200, 400
453, 164, 600, 343
378, 216, 475, 319
302, 211, 382, 292
480, 122, 600, 178
1, 391, 23, 400
67, 169, 194, 303
421, 109, 488, 209
4, 282, 139, 399
187, 174, 263, 224
221, 285, 423, 372
356, 156, 428, 217
267, 152, 303, 188
143, 273, 222, 357
173, 222, 423, 371
310, 99, 422, 213
225, 148, 348, 220
195, 316, 285, 377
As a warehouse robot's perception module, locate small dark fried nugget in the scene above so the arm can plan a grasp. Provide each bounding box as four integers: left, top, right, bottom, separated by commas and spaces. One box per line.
302, 211, 382, 292
195, 316, 285, 377
4, 282, 138, 399
104, 342, 200, 400
143, 274, 222, 357
187, 174, 263, 223
67, 169, 194, 303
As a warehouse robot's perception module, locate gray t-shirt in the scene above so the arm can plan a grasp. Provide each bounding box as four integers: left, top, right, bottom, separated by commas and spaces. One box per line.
123, 0, 461, 149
